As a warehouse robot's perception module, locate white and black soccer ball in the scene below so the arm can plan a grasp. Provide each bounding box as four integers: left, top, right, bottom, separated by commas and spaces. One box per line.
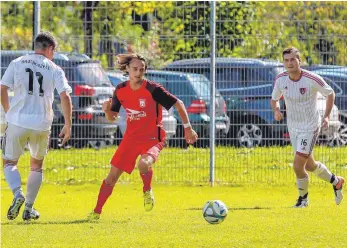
202, 200, 228, 224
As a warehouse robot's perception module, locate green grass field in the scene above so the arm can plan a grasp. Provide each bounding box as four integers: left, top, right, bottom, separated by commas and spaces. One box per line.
1, 146, 347, 247
3, 145, 347, 185
1, 183, 347, 247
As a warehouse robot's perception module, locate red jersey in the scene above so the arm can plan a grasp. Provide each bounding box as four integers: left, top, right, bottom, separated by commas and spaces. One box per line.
111, 80, 178, 141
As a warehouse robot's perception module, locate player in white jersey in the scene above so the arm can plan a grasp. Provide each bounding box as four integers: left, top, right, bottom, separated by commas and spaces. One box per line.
271, 47, 344, 208
0, 32, 73, 221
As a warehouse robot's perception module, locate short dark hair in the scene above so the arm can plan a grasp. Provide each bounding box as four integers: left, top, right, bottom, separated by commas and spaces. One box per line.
34, 31, 57, 51
282, 47, 301, 60
116, 53, 148, 75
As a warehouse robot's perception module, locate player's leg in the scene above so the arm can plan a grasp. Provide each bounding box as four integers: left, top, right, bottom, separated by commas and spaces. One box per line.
22, 157, 43, 221
306, 154, 344, 205
139, 141, 165, 212
293, 153, 310, 208
89, 139, 138, 220
88, 166, 124, 220
2, 124, 28, 220
291, 132, 311, 208
138, 154, 155, 211
23, 129, 50, 221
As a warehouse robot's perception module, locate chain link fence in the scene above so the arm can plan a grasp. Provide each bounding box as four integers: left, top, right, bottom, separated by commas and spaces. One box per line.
1, 1, 347, 185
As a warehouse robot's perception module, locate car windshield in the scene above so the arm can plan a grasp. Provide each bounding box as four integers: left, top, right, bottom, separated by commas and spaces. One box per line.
77, 63, 112, 86
187, 74, 213, 98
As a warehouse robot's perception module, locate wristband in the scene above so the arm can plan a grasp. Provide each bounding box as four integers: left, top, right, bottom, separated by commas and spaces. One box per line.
183, 122, 191, 128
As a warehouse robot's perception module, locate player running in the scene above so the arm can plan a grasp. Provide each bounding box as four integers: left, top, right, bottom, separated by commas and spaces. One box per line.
88, 53, 198, 220
1, 31, 72, 221
271, 47, 344, 208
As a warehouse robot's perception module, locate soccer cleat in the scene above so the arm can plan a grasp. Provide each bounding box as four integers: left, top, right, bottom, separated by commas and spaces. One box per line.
294, 193, 309, 208
87, 211, 100, 221
7, 193, 25, 220
334, 176, 344, 205
143, 190, 155, 212
22, 208, 40, 221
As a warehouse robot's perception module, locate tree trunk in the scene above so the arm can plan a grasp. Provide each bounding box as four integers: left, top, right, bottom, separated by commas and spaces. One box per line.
82, 1, 98, 58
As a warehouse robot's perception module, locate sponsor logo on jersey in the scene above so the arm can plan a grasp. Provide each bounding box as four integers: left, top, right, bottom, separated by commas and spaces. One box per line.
126, 108, 146, 121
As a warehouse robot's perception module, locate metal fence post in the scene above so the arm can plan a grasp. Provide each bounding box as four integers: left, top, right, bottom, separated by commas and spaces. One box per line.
209, 1, 216, 187
32, 1, 40, 49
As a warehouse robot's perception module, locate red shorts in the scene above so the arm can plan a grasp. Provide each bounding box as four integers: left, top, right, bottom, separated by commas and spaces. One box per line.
110, 139, 166, 174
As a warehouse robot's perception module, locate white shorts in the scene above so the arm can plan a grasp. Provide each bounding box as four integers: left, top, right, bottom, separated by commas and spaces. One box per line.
2, 123, 50, 160
290, 128, 320, 157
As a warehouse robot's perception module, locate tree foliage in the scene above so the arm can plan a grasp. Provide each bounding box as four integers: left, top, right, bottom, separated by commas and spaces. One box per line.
1, 1, 346, 67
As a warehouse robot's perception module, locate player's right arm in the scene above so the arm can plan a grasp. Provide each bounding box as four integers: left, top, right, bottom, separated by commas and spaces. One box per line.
0, 61, 15, 113
1, 85, 10, 113
104, 88, 121, 122
271, 77, 283, 121
103, 98, 119, 122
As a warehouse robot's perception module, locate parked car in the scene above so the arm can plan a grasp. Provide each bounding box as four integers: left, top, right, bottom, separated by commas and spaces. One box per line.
311, 68, 347, 113
108, 70, 230, 147
165, 58, 286, 147
1, 50, 117, 148
311, 68, 347, 146
107, 71, 177, 145
165, 58, 344, 147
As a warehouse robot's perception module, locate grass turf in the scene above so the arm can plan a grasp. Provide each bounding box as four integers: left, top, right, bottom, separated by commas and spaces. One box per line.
1, 183, 346, 247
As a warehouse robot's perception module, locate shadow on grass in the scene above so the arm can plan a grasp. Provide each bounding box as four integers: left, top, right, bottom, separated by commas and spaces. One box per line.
2, 219, 101, 225
2, 218, 131, 225
186, 206, 271, 211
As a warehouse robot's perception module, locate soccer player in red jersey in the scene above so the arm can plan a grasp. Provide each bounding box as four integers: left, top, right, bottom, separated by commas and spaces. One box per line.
88, 54, 198, 220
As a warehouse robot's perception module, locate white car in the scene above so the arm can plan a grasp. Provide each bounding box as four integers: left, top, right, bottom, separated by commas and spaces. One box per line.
317, 92, 345, 146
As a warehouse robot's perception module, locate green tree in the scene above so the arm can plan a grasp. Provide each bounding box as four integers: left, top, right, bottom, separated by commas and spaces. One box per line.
154, 1, 257, 62
240, 1, 347, 65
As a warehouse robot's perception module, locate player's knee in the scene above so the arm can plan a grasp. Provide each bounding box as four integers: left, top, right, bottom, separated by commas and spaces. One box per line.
138, 158, 153, 173
3, 159, 18, 169
106, 175, 119, 186
305, 160, 318, 172
3, 161, 18, 168
30, 158, 44, 170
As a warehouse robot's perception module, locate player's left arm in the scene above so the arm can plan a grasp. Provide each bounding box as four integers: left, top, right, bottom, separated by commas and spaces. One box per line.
322, 91, 335, 128
151, 84, 198, 144
174, 100, 198, 144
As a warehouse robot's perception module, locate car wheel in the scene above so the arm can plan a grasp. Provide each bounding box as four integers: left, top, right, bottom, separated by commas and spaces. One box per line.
235, 124, 266, 148
326, 124, 347, 147
73, 139, 88, 148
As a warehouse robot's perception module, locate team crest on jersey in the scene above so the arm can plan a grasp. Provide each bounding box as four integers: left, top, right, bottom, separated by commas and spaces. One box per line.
139, 99, 146, 108
299, 88, 307, 95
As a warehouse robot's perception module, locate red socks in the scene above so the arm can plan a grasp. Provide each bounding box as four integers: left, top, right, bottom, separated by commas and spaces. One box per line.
140, 169, 153, 192
94, 180, 114, 214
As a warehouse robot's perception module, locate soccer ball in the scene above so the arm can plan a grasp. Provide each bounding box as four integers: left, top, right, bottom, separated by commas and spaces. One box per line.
202, 200, 228, 224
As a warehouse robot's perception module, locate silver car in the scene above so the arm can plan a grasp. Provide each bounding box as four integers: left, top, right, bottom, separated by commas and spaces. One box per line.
107, 71, 177, 140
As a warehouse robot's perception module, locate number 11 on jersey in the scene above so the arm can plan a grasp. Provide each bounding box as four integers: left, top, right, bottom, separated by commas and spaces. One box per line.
25, 68, 44, 96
